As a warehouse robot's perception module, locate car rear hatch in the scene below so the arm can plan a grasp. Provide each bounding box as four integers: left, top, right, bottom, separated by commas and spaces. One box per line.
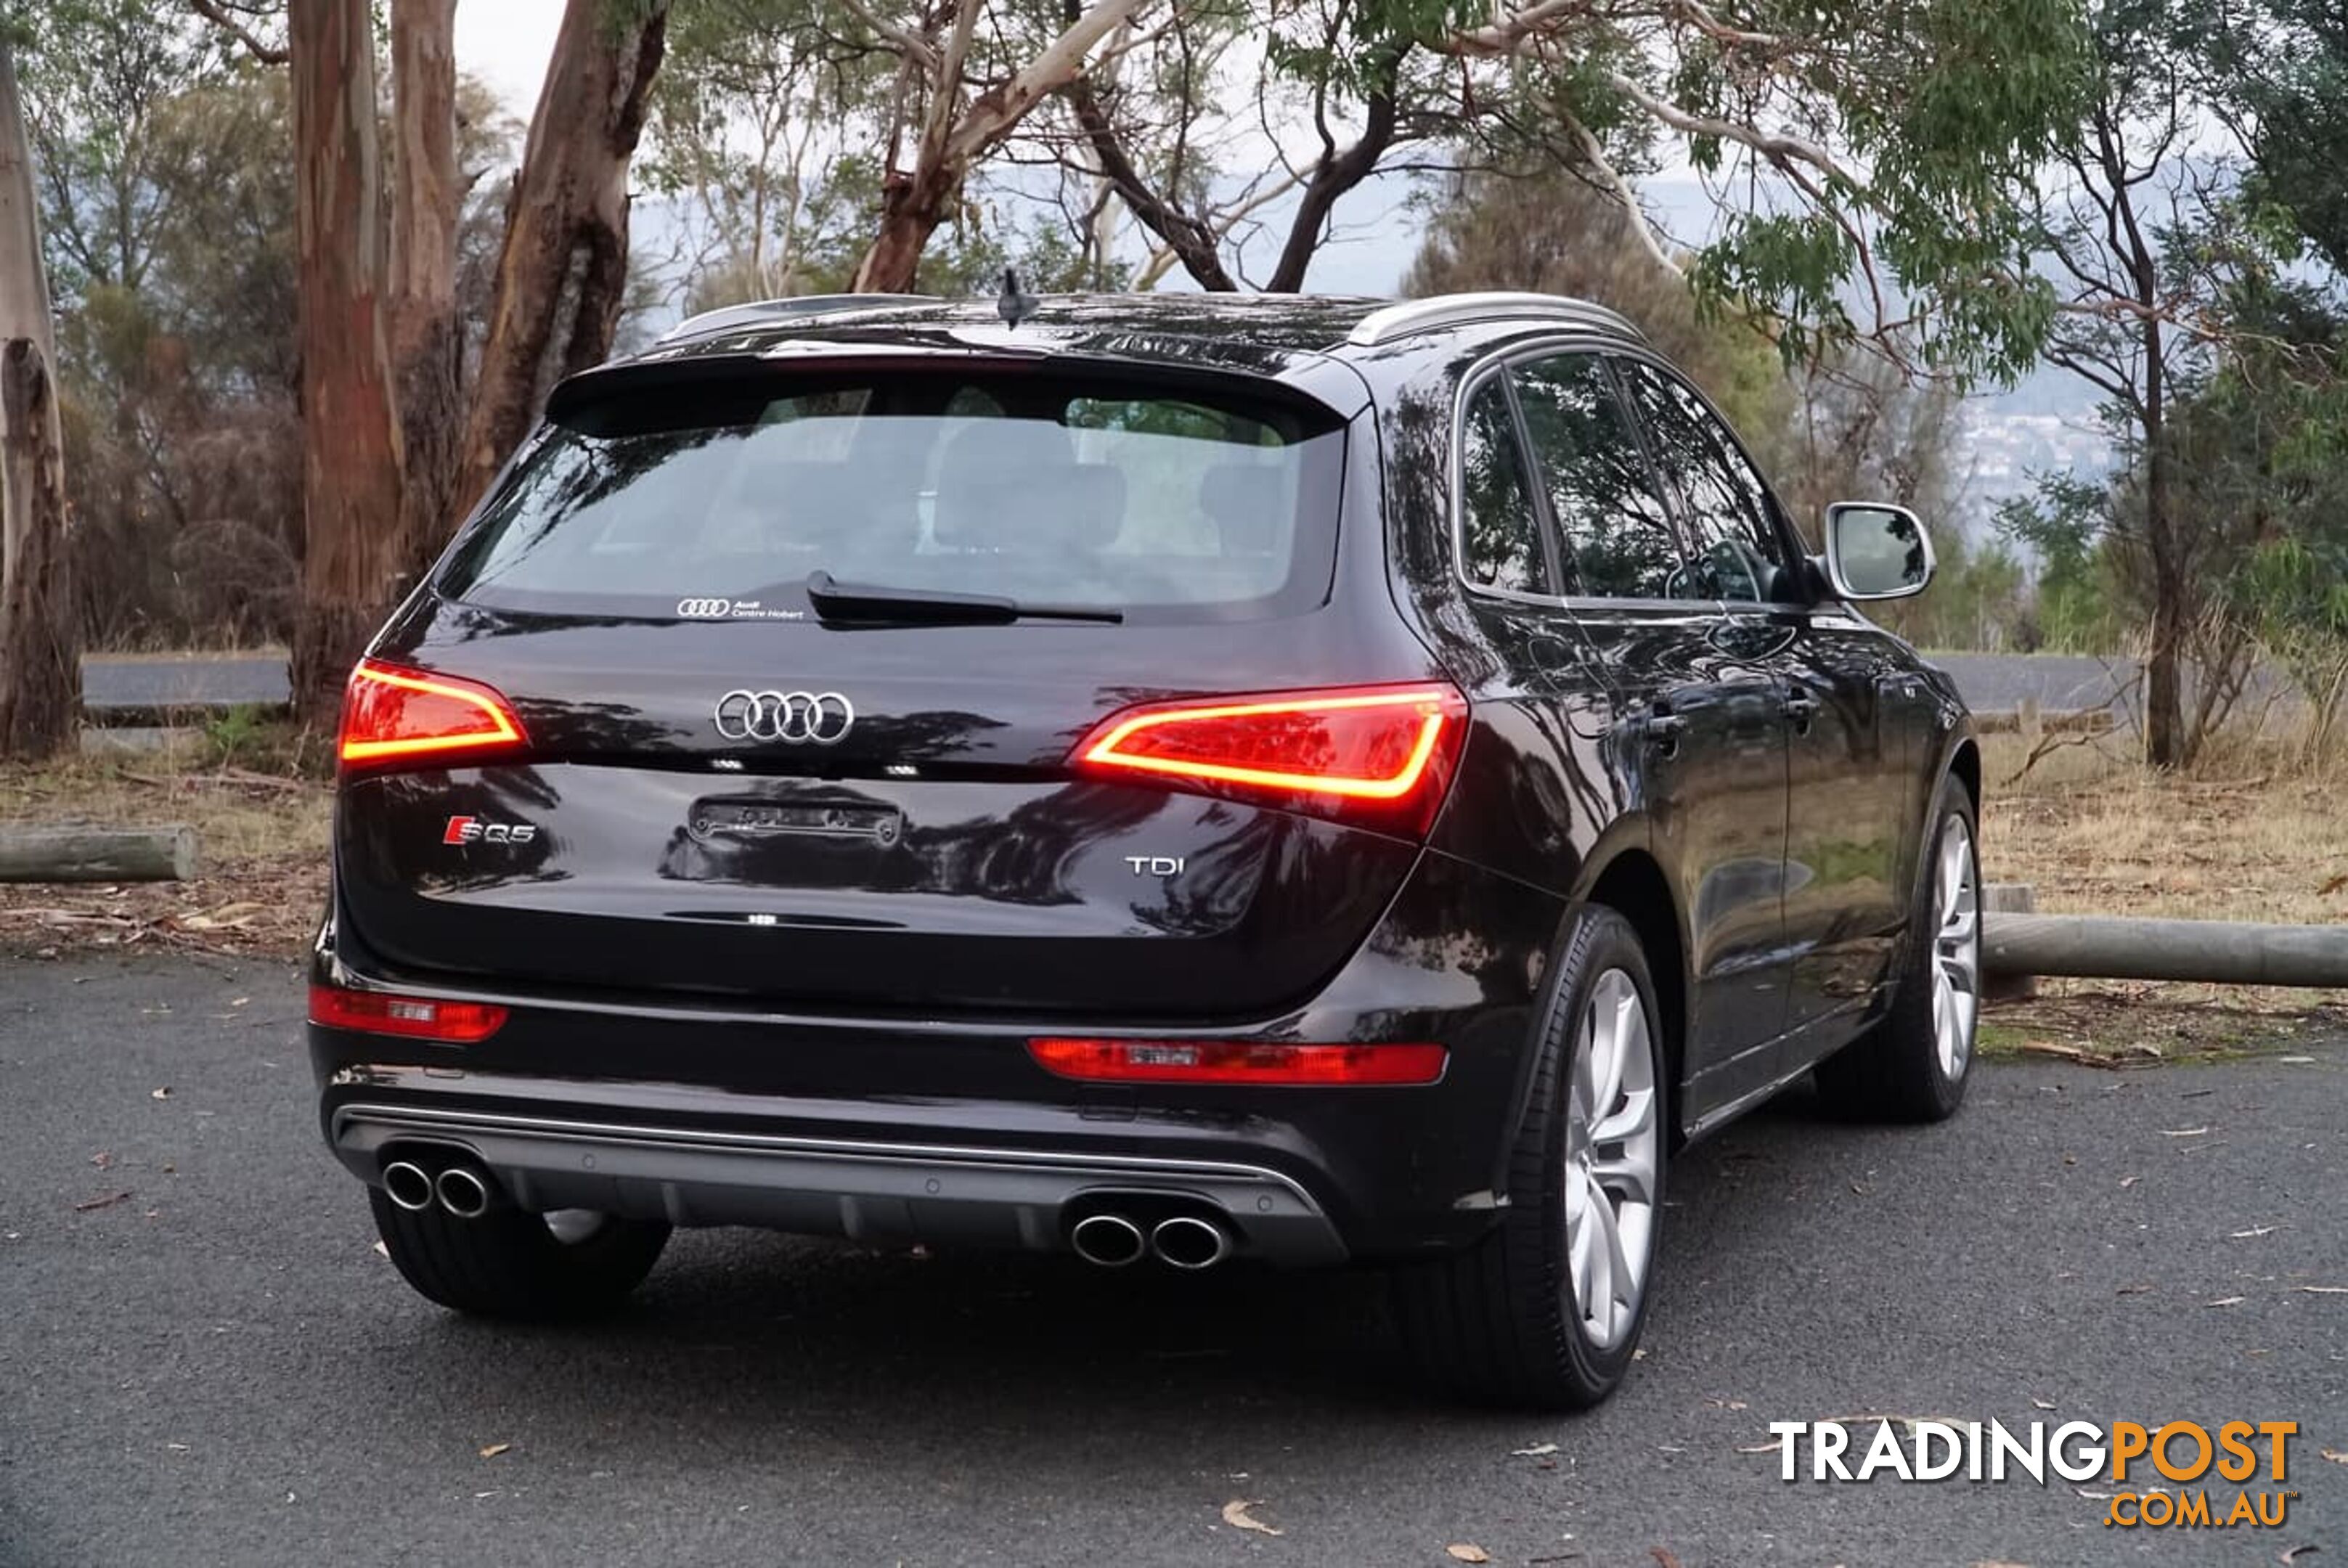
332, 354, 1459, 1021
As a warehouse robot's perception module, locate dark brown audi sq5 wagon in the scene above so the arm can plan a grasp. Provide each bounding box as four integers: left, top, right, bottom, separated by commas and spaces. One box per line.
309, 290, 1980, 1409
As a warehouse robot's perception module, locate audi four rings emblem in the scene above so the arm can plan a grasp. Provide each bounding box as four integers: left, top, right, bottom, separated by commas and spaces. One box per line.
714, 689, 856, 744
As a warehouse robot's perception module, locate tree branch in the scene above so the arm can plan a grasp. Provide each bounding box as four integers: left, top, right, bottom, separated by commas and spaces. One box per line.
187, 0, 289, 65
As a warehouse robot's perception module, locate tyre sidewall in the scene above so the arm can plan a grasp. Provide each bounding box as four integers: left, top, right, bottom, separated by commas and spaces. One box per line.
1513, 906, 1668, 1396
1909, 774, 1980, 1117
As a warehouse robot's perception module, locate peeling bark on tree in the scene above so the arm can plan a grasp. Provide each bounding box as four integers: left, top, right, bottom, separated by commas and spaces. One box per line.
0, 40, 60, 590
289, 0, 409, 722
0, 341, 78, 759
390, 0, 465, 581
0, 44, 76, 759
452, 0, 670, 520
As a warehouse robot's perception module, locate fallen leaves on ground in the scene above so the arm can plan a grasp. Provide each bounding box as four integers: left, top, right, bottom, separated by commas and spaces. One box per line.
478, 1442, 510, 1459
1446, 1547, 1490, 1564
1220, 1500, 1281, 1538
2319, 1448, 2348, 1466
73, 1190, 132, 1212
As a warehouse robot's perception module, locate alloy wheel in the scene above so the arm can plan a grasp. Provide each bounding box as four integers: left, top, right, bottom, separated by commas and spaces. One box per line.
1932, 815, 1981, 1081
1562, 968, 1660, 1349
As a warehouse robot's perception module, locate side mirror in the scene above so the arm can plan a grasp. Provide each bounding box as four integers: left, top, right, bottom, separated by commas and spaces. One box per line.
1822, 502, 1934, 601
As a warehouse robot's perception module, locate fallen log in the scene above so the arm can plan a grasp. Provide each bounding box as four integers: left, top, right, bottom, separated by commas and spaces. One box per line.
0, 825, 198, 883
1984, 913, 2348, 988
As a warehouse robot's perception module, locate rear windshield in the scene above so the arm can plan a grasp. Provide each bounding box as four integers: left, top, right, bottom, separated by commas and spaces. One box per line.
439, 368, 1346, 625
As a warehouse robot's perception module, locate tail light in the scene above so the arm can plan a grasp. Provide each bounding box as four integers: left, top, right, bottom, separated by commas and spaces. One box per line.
338, 658, 526, 771
309, 984, 508, 1043
1029, 1037, 1448, 1086
1072, 682, 1468, 833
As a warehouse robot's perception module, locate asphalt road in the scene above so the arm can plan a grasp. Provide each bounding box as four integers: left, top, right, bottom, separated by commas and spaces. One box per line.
2, 959, 2342, 1567
78, 653, 291, 714
78, 650, 2133, 718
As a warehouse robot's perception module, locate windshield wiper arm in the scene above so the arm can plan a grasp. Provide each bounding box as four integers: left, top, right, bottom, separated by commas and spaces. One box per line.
804, 571, 1123, 626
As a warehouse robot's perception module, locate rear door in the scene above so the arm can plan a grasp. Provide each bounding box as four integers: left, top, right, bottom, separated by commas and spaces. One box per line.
333, 361, 1452, 1021
1502, 350, 1791, 1106
1618, 362, 1909, 1047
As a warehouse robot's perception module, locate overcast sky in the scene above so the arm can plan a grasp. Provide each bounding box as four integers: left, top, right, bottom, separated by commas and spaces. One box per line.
453, 1, 563, 121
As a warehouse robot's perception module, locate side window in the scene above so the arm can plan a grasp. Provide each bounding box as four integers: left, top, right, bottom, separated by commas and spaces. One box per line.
1457, 374, 1549, 595
1510, 354, 1682, 600
1621, 363, 1796, 603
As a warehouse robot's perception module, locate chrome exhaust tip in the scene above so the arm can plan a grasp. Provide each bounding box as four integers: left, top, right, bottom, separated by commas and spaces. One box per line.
1150, 1214, 1232, 1270
381, 1159, 434, 1213
434, 1164, 493, 1220
1069, 1212, 1146, 1267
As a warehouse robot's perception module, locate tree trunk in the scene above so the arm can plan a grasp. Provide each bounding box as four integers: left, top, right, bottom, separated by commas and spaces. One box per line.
1265, 70, 1401, 294
849, 0, 1147, 294
0, 341, 77, 758
0, 44, 76, 759
290, 0, 409, 722
2138, 315, 2185, 769
390, 0, 465, 581
0, 40, 60, 589
852, 168, 957, 293
451, 0, 670, 520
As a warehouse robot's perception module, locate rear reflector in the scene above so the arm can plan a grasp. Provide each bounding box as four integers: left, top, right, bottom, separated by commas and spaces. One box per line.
338, 659, 526, 770
1028, 1037, 1447, 1086
309, 984, 508, 1044
1072, 682, 1468, 833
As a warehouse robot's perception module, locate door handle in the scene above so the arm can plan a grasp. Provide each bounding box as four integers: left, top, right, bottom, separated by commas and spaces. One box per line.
1782, 691, 1819, 732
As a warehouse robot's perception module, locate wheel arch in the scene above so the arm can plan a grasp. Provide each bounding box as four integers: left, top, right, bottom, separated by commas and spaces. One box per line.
1573, 832, 1690, 1142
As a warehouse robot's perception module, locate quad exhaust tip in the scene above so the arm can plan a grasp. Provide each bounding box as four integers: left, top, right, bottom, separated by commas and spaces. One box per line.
1150, 1214, 1233, 1270
381, 1159, 434, 1213
1069, 1212, 1146, 1267
434, 1164, 493, 1220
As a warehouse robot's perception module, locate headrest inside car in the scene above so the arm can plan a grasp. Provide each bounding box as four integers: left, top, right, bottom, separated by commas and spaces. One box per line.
1199, 463, 1290, 557
932, 421, 1125, 551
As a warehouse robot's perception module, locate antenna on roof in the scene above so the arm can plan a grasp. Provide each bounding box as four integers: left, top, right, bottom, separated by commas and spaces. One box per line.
996, 268, 1038, 329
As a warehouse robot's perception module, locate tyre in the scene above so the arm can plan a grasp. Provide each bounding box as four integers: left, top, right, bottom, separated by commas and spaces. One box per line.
370, 1188, 671, 1320
1395, 906, 1667, 1410
1813, 772, 1981, 1123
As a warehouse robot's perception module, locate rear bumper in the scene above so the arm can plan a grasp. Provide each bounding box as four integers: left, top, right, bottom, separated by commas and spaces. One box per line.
327, 1091, 1346, 1264
311, 846, 1573, 1264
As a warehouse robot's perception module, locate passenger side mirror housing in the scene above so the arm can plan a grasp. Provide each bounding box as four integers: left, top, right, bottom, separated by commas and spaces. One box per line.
1822, 503, 1934, 601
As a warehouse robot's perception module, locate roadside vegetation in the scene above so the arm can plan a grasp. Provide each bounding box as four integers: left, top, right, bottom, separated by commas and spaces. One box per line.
1978, 719, 2348, 1062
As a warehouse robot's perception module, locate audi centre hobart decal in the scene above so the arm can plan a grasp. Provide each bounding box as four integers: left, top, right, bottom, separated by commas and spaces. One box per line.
713, 690, 857, 745
676, 596, 805, 622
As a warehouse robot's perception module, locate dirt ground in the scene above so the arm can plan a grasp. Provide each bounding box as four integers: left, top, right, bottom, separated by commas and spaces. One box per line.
0, 740, 328, 960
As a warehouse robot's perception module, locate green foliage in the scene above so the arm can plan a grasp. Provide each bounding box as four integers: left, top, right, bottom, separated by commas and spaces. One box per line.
1997, 474, 2124, 653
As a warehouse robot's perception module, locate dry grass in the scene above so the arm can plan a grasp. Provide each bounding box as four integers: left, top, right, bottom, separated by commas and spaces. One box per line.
1980, 729, 2348, 926
1978, 721, 2348, 1053
0, 735, 329, 960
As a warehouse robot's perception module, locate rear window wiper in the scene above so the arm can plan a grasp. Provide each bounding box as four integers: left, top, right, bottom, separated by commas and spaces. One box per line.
803, 571, 1124, 626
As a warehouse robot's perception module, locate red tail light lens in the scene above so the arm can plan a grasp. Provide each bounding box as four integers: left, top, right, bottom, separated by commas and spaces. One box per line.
1072, 682, 1468, 831
309, 984, 508, 1043
339, 659, 526, 770
1029, 1037, 1448, 1086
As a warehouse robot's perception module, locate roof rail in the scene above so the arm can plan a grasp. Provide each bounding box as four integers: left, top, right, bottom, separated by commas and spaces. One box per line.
1345, 292, 1644, 348
656, 293, 938, 346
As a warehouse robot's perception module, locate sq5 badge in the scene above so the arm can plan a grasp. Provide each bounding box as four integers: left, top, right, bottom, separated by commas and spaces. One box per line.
443, 815, 538, 846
